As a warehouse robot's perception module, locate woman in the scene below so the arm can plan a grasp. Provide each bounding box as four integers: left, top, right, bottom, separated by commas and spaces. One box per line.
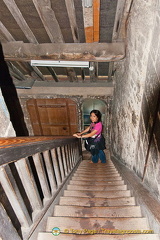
73, 109, 106, 163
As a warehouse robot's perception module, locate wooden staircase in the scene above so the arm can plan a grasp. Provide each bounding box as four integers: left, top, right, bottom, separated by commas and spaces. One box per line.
38, 155, 159, 240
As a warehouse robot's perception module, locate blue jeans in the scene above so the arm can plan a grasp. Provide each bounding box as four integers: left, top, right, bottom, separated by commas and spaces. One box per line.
92, 150, 106, 163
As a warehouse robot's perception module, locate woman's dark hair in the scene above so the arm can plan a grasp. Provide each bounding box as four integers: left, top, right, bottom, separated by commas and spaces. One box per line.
90, 109, 102, 122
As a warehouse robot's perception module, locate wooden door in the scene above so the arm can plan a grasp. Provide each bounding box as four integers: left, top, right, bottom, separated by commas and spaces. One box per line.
27, 98, 78, 136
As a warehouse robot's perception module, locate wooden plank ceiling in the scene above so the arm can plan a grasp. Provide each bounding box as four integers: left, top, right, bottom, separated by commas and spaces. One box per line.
0, 0, 127, 86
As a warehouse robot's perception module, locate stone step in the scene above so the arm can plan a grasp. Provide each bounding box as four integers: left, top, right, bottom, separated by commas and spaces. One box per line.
54, 205, 142, 218
67, 184, 127, 191
46, 216, 150, 232
72, 176, 123, 181
69, 179, 125, 185
63, 190, 131, 198
59, 196, 136, 207
38, 233, 158, 240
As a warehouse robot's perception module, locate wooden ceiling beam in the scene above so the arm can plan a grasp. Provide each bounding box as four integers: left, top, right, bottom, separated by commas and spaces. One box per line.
65, 0, 79, 43
65, 0, 79, 81
0, 21, 15, 42
7, 62, 26, 81
81, 68, 85, 81
3, 0, 38, 43
32, 0, 64, 43
2, 42, 125, 62
31, 66, 45, 81
46, 67, 59, 82
16, 62, 45, 81
113, 0, 133, 41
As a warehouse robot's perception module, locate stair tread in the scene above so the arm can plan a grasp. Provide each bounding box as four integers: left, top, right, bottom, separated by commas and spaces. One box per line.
54, 205, 142, 217
72, 176, 123, 181
67, 185, 127, 191
74, 173, 121, 177
38, 233, 158, 240
76, 169, 118, 172
38, 159, 156, 239
46, 216, 150, 231
79, 165, 116, 169
69, 180, 124, 185
59, 196, 136, 206
64, 190, 131, 198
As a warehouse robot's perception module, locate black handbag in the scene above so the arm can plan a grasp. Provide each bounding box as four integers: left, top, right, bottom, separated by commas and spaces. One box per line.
84, 134, 106, 155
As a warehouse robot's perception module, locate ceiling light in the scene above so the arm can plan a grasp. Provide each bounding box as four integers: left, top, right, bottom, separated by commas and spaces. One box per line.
82, 0, 93, 8
30, 60, 89, 68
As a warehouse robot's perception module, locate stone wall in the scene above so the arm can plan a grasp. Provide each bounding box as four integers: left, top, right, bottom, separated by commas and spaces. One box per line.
111, 0, 160, 199
0, 90, 15, 137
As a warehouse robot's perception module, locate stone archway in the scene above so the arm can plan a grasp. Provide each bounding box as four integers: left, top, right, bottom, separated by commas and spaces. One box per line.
81, 98, 111, 146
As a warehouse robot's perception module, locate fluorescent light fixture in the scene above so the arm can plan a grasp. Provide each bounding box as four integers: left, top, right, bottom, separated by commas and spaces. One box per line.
31, 60, 89, 68
82, 0, 93, 8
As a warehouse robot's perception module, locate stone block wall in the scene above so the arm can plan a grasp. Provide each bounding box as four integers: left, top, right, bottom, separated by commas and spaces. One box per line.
111, 0, 160, 199
0, 90, 15, 137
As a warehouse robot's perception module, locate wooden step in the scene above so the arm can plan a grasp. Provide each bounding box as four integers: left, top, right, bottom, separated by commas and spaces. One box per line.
59, 196, 136, 206
74, 173, 120, 177
38, 233, 159, 240
67, 184, 127, 191
79, 164, 115, 168
69, 179, 125, 185
78, 165, 116, 169
77, 167, 118, 171
63, 190, 131, 198
72, 176, 123, 181
37, 158, 157, 240
46, 216, 150, 231
54, 205, 142, 217
75, 171, 119, 176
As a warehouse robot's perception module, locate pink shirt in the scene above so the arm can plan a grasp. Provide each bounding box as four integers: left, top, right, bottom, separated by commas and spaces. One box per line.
90, 122, 102, 137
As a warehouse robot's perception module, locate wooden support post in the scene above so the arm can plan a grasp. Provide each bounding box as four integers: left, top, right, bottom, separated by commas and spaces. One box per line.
15, 158, 43, 220
0, 165, 32, 228
32, 153, 52, 201
43, 150, 57, 194
56, 147, 65, 181
61, 145, 68, 176
0, 203, 21, 240
50, 148, 62, 186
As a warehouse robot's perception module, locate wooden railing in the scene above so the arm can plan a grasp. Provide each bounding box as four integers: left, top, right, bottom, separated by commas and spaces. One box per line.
0, 136, 82, 240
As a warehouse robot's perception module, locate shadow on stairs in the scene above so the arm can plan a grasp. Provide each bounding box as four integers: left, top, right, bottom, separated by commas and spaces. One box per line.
37, 151, 159, 240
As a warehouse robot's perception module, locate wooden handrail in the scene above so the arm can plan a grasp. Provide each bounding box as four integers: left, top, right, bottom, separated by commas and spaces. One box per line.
0, 136, 75, 148
0, 136, 82, 240
0, 136, 77, 165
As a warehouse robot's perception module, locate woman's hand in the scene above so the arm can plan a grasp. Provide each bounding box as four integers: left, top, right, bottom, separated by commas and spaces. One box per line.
76, 133, 81, 136
73, 133, 81, 138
